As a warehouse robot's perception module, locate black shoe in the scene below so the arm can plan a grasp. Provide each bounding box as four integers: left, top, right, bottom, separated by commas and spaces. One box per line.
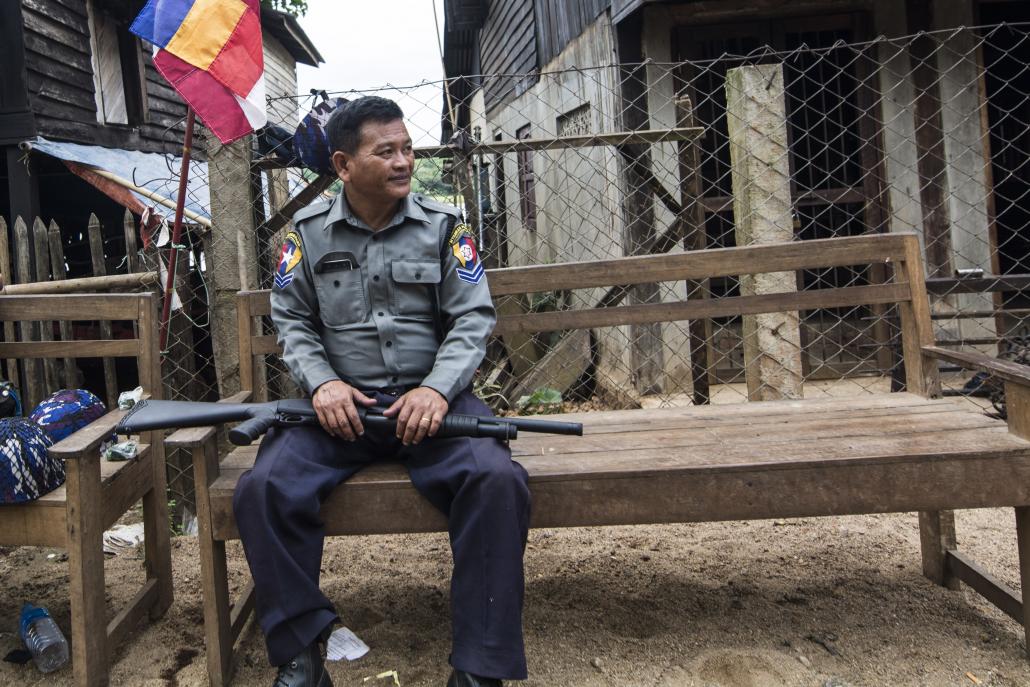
273, 642, 333, 687
447, 669, 502, 687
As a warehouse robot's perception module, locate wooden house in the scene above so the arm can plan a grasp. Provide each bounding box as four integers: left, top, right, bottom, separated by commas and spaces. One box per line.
443, 0, 1030, 393
0, 0, 321, 282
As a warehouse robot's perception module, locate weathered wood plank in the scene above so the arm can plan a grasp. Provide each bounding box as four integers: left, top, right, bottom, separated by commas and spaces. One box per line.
0, 217, 21, 393
207, 445, 1030, 540
13, 217, 44, 409
47, 220, 78, 386
495, 284, 911, 335
123, 209, 141, 273
88, 214, 119, 407
32, 218, 60, 392
0, 293, 146, 320
486, 235, 910, 295
945, 550, 1021, 622
924, 346, 1030, 388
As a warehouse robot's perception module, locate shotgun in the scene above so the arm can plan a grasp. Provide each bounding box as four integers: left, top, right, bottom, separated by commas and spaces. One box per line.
115, 398, 583, 446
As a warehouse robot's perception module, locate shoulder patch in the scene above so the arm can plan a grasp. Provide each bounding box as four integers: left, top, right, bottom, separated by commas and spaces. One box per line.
449, 225, 484, 285
275, 231, 303, 289
292, 200, 332, 225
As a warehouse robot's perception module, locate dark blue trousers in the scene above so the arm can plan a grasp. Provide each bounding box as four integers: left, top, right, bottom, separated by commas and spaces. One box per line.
233, 390, 531, 680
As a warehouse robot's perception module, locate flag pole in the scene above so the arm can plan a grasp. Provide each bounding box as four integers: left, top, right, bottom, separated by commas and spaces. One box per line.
159, 107, 196, 354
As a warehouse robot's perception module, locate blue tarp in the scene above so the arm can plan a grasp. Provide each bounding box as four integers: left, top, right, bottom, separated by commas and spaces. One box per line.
22, 136, 210, 221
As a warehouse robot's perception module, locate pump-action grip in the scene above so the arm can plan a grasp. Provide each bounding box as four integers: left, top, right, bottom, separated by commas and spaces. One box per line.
228, 414, 277, 446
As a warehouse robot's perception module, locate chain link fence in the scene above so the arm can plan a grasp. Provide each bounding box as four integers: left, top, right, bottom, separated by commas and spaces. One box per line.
152, 23, 1029, 513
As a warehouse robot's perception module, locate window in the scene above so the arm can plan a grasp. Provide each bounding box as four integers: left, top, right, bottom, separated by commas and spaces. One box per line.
516, 124, 537, 232
87, 0, 148, 126
557, 103, 591, 137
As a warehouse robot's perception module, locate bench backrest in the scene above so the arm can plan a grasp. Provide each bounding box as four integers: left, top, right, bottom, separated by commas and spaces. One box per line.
0, 293, 162, 407
236, 233, 937, 399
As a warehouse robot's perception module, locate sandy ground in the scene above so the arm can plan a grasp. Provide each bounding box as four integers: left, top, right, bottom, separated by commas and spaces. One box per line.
1, 507, 1029, 687
1, 386, 1024, 686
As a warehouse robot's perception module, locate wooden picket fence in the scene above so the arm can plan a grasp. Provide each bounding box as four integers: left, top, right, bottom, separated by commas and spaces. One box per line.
0, 210, 158, 412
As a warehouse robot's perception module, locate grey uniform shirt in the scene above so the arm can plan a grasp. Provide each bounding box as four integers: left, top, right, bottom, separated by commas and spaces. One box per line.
270, 191, 496, 402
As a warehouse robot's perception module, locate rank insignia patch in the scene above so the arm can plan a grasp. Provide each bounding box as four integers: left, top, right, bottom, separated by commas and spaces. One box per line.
451, 233, 484, 285
275, 231, 302, 289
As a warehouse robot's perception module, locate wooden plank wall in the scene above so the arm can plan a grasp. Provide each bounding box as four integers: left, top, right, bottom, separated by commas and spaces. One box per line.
480, 0, 539, 112
20, 0, 188, 155
533, 0, 610, 68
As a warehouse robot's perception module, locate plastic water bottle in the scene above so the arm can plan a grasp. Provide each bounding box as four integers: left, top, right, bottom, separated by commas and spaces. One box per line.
19, 604, 69, 673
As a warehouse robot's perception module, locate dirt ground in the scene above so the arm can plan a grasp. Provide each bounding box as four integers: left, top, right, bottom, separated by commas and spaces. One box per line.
1, 507, 1029, 687
1, 387, 1025, 686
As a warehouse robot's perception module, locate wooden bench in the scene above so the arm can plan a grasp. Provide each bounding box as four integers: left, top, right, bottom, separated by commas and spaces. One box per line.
168, 233, 1030, 686
0, 293, 173, 687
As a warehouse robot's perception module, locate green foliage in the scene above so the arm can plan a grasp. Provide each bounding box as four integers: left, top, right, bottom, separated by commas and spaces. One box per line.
516, 387, 563, 415
261, 0, 308, 17
411, 158, 456, 200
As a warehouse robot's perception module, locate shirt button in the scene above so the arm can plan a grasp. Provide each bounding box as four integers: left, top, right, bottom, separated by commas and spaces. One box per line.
333, 280, 340, 287
377, 311, 384, 316
392, 376, 399, 383
372, 235, 380, 241
385, 341, 393, 347
373, 275, 380, 282
415, 272, 422, 280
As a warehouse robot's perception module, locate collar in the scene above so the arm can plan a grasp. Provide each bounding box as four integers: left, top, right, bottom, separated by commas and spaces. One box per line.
323, 191, 431, 232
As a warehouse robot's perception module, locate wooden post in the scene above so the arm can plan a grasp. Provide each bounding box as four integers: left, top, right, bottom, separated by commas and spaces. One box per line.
0, 217, 20, 393
165, 239, 199, 516
123, 209, 141, 274
617, 17, 664, 395
1006, 384, 1030, 652
6, 150, 39, 237
906, 0, 953, 281
32, 218, 59, 392
88, 214, 119, 408
14, 217, 43, 409
206, 135, 258, 398
725, 64, 804, 401
47, 220, 79, 387
676, 96, 711, 405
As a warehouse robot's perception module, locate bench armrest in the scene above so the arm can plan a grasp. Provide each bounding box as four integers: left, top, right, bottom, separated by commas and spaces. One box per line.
164, 390, 254, 449
923, 345, 1030, 388
49, 407, 127, 461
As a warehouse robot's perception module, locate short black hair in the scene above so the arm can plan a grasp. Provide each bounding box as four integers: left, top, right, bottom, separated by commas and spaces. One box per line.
326, 96, 405, 154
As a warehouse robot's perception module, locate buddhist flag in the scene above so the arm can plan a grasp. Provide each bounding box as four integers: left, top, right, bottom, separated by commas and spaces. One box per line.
130, 0, 266, 144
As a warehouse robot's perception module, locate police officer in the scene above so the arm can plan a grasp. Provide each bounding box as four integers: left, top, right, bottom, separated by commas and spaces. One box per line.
233, 96, 531, 687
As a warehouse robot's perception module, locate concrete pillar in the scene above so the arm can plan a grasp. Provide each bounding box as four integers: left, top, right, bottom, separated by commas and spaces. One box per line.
725, 64, 804, 401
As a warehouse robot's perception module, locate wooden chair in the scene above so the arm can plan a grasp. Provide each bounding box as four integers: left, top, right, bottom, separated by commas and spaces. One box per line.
0, 293, 173, 687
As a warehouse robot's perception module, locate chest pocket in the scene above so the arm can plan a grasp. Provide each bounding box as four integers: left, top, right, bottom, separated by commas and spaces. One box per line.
390, 259, 441, 318
313, 267, 368, 328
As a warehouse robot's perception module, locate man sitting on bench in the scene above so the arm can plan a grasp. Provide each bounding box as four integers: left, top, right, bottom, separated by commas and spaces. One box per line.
233, 96, 532, 687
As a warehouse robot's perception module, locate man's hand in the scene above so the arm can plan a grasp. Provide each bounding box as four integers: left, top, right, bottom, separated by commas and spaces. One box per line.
383, 386, 448, 445
312, 380, 376, 441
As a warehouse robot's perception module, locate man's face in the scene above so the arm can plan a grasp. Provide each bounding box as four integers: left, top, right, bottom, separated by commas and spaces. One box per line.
332, 119, 414, 205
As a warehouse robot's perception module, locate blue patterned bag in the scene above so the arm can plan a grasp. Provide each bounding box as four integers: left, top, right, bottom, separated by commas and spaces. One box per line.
30, 389, 108, 443
0, 418, 60, 503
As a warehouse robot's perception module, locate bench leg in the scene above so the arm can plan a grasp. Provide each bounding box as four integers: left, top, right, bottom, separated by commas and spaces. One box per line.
919, 510, 959, 590
1016, 507, 1030, 655
142, 445, 174, 620
66, 457, 109, 687
194, 440, 235, 687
